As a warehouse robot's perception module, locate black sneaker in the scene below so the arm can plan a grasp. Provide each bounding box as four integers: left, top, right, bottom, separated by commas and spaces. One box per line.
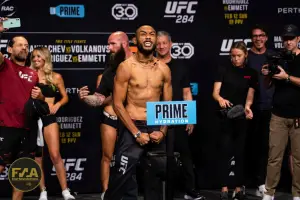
220, 191, 228, 200
184, 189, 206, 200
232, 191, 245, 200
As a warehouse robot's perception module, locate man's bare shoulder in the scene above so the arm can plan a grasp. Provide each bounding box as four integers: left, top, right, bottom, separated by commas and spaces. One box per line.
157, 60, 171, 74
122, 55, 135, 66
117, 56, 135, 72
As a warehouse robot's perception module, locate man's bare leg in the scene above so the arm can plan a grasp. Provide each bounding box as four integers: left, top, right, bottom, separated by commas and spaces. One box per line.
12, 188, 23, 200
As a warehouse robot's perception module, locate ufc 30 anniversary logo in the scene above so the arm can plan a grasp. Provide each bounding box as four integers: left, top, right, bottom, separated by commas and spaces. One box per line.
164, 1, 198, 23
8, 158, 41, 192
0, 165, 10, 180
171, 43, 194, 59
112, 4, 138, 20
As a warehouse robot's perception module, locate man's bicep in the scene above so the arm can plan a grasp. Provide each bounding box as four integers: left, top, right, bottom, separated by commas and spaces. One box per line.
113, 63, 130, 103
163, 67, 172, 101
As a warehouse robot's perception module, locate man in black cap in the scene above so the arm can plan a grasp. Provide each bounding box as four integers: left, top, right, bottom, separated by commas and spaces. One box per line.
261, 24, 300, 200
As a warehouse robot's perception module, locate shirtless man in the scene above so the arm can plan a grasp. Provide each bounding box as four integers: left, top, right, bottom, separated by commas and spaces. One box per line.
104, 25, 172, 200
79, 32, 135, 199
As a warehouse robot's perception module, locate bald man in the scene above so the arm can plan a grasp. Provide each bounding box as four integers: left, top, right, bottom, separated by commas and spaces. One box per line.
104, 25, 172, 200
79, 31, 135, 199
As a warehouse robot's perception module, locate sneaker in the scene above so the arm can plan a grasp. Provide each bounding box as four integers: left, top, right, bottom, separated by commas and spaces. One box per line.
262, 194, 274, 200
293, 197, 300, 200
232, 191, 245, 200
39, 190, 48, 200
220, 191, 228, 200
100, 192, 105, 200
184, 189, 206, 200
256, 185, 267, 197
62, 188, 75, 200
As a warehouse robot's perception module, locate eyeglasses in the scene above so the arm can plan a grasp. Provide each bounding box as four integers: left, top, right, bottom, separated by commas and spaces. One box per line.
252, 34, 266, 38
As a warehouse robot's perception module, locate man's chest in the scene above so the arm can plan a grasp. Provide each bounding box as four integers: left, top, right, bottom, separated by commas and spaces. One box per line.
130, 68, 164, 89
15, 67, 38, 88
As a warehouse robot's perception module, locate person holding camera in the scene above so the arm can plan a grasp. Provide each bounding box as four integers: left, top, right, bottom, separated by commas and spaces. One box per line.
246, 24, 275, 197
262, 24, 300, 200
213, 41, 258, 200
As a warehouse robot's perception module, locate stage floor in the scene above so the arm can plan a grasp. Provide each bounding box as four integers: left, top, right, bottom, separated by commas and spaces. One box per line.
1, 189, 293, 200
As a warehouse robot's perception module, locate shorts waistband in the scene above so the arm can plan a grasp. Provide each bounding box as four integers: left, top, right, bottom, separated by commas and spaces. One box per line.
103, 111, 118, 120
132, 119, 147, 126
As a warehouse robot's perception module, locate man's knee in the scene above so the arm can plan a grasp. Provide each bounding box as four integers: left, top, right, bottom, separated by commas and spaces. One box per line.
0, 153, 12, 167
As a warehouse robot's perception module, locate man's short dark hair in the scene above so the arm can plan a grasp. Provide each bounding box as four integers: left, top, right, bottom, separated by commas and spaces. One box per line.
8, 36, 27, 47
250, 24, 268, 37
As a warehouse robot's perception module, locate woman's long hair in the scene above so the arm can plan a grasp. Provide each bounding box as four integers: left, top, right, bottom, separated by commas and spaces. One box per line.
30, 47, 54, 85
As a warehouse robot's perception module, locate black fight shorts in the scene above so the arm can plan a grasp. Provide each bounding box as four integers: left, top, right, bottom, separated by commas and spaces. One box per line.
34, 146, 43, 158
0, 126, 35, 166
41, 115, 57, 127
102, 111, 118, 129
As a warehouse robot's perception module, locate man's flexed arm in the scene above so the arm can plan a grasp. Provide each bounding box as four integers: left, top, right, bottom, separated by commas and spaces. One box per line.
160, 64, 172, 135
113, 63, 139, 136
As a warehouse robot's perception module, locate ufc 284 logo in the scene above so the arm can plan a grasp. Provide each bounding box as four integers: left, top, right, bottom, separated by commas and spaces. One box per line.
112, 4, 138, 20
164, 1, 198, 23
52, 158, 86, 182
171, 43, 194, 59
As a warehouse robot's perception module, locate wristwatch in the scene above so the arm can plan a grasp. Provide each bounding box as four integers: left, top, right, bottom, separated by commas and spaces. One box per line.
134, 131, 141, 139
286, 75, 291, 83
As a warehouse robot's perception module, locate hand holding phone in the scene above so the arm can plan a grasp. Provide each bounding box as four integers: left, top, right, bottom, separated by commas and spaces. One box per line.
3, 18, 21, 29
0, 17, 8, 32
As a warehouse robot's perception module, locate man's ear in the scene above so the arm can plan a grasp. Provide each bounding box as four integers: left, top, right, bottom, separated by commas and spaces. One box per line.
7, 46, 12, 54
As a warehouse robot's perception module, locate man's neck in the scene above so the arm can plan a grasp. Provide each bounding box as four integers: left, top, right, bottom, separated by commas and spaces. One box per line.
157, 53, 172, 64
250, 46, 266, 54
125, 49, 133, 59
293, 48, 300, 55
136, 51, 154, 63
11, 57, 25, 66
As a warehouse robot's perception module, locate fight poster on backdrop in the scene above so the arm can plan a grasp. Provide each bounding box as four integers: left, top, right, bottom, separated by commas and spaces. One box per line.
1, 33, 110, 68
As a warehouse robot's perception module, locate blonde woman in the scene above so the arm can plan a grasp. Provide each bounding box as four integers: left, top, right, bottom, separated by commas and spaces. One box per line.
30, 47, 75, 200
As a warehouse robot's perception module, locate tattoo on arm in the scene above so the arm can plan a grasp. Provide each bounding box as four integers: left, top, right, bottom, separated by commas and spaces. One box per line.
83, 93, 106, 107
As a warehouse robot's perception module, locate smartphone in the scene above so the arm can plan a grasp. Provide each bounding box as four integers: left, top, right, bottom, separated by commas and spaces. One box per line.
3, 18, 21, 29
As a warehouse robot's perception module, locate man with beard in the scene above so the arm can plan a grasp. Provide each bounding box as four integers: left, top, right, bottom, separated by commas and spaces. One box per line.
103, 25, 172, 200
78, 31, 136, 200
0, 25, 44, 199
246, 25, 275, 197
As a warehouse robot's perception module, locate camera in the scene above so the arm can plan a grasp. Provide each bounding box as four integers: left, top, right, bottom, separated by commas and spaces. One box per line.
266, 50, 296, 75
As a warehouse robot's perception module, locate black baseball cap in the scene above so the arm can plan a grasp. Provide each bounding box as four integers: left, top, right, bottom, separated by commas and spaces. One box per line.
282, 24, 300, 37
